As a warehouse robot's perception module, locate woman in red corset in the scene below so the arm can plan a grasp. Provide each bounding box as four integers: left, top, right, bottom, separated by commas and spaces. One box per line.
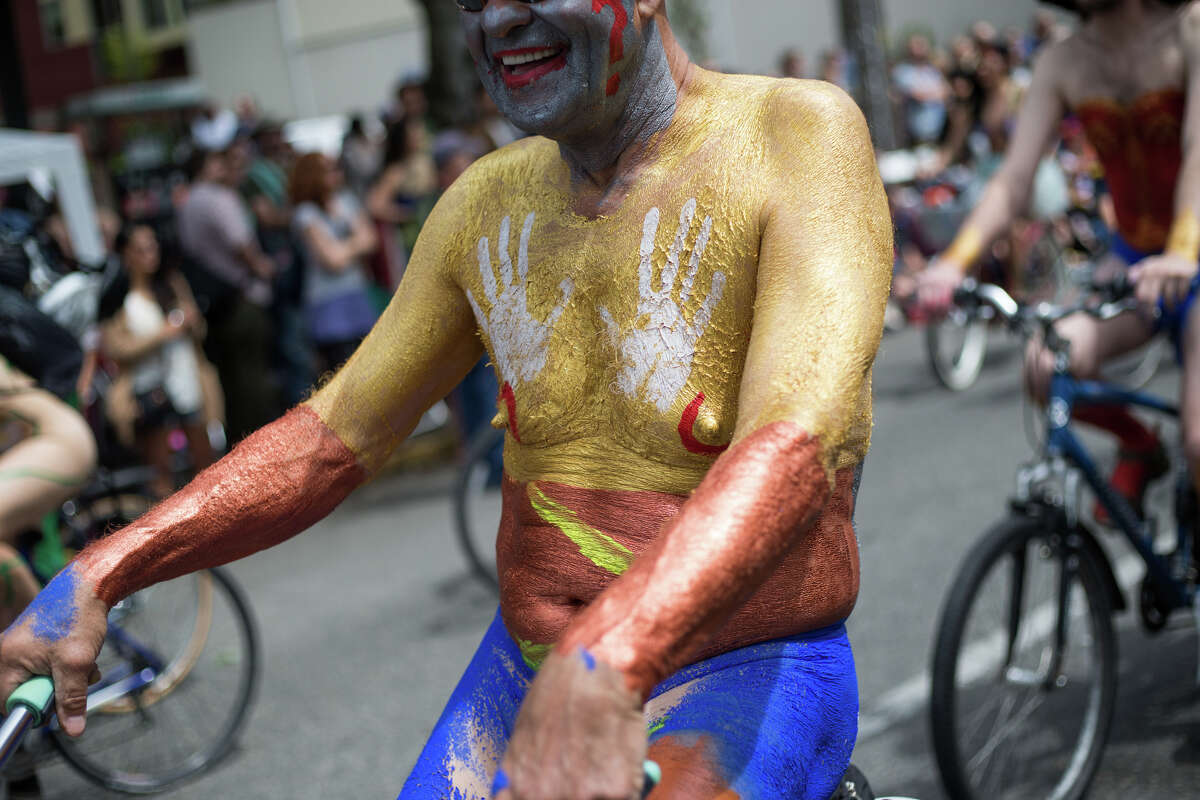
920, 0, 1200, 519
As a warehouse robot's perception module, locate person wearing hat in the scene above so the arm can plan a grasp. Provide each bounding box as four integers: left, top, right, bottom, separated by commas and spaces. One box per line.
920, 0, 1200, 522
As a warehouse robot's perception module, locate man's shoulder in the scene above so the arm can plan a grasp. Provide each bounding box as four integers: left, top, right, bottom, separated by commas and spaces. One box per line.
702, 72, 862, 129
460, 136, 560, 187
750, 77, 869, 151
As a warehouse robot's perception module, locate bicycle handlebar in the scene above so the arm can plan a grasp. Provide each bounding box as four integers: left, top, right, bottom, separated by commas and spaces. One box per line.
0, 676, 55, 772
953, 278, 1140, 331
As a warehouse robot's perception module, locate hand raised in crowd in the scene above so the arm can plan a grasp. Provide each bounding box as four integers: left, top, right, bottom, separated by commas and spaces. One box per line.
1129, 253, 1199, 309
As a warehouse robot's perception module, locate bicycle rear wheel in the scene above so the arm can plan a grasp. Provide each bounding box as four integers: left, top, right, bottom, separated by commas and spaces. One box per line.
454, 427, 504, 591
926, 309, 989, 391
930, 514, 1116, 800
52, 567, 258, 794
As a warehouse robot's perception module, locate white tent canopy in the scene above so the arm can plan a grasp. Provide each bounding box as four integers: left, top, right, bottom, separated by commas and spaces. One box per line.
0, 129, 103, 265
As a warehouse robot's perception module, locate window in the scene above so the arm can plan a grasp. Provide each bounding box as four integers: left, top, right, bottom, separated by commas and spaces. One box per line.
39, 0, 67, 48
93, 0, 124, 27
141, 0, 173, 29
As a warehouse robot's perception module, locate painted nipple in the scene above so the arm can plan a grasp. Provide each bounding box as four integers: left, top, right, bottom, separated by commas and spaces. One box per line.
695, 412, 722, 444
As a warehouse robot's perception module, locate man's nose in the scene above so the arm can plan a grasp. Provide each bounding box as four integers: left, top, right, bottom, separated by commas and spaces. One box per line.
481, 0, 534, 39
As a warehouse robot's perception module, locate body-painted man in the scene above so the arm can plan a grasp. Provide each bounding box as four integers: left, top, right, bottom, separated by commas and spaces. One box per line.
0, 2, 891, 798
920, 0, 1200, 516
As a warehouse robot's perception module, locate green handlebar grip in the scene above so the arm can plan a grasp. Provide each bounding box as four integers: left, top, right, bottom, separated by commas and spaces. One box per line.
642, 759, 661, 796
6, 676, 54, 726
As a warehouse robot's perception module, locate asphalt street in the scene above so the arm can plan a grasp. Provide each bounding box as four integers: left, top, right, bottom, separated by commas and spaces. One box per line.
33, 324, 1200, 799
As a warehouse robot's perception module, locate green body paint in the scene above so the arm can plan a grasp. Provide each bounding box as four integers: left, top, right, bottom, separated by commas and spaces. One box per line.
648, 717, 668, 736
528, 484, 634, 576
516, 638, 552, 671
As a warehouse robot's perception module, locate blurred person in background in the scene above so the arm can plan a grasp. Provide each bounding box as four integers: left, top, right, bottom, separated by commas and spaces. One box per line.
470, 84, 523, 152
243, 122, 314, 408
178, 145, 280, 442
101, 225, 218, 498
920, 0, 1197, 521
366, 118, 437, 280
819, 49, 850, 91
340, 115, 383, 200
779, 48, 807, 79
390, 76, 435, 146
949, 34, 980, 73
892, 33, 950, 145
290, 153, 379, 373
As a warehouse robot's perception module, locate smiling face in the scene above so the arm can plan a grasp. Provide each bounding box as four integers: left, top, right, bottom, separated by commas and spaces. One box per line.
460, 0, 656, 140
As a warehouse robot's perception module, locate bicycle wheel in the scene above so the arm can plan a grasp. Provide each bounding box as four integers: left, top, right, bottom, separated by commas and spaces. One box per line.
930, 514, 1116, 800
454, 427, 504, 591
52, 567, 258, 794
926, 309, 989, 391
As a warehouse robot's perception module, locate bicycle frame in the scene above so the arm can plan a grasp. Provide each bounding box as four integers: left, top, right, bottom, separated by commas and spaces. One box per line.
1042, 372, 1192, 611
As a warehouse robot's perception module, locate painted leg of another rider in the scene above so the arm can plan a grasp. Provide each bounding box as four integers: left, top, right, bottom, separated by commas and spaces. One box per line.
0, 390, 95, 627
643, 626, 858, 800
397, 611, 533, 799
1028, 311, 1160, 521
0, 390, 96, 541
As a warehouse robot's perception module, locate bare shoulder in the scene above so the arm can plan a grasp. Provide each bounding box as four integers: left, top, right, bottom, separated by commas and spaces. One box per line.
761, 77, 866, 134
456, 136, 561, 190
748, 78, 873, 169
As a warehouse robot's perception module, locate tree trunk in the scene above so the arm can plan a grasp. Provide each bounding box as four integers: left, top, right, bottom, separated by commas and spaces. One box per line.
415, 0, 479, 128
838, 0, 896, 150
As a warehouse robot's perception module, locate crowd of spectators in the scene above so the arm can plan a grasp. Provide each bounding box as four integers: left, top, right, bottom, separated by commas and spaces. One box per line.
1, 74, 519, 492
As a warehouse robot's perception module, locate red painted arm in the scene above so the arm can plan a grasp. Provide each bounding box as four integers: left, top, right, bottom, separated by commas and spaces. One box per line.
75, 406, 367, 607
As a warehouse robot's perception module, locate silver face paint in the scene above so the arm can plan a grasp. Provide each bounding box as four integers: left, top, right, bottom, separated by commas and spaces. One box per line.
460, 0, 677, 174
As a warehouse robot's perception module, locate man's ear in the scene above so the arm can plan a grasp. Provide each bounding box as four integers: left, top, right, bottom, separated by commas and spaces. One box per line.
636, 0, 665, 19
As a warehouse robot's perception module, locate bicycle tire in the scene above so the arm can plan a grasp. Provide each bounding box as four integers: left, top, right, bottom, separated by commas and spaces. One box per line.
930, 513, 1116, 800
926, 313, 989, 391
52, 566, 259, 794
453, 427, 504, 591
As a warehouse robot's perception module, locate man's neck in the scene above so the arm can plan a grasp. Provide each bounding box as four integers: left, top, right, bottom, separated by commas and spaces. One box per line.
555, 17, 694, 192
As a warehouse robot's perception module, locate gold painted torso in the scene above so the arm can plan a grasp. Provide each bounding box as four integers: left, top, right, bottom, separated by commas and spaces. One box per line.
437, 73, 873, 658
450, 75, 869, 495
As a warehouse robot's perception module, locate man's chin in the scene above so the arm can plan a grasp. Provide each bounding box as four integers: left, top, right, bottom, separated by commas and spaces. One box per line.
495, 100, 583, 139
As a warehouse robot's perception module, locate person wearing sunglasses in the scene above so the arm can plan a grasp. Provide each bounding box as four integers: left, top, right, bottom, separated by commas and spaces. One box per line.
0, 1, 891, 798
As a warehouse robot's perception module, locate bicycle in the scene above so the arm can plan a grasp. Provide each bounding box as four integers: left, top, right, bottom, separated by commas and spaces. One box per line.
1, 465, 259, 795
925, 252, 1169, 393
928, 279, 1192, 800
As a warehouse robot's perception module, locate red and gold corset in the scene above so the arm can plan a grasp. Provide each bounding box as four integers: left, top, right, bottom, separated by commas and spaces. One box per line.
1075, 89, 1185, 253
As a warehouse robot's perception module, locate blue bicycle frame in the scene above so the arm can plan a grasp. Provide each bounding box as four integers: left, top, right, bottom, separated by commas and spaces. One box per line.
1045, 372, 1192, 610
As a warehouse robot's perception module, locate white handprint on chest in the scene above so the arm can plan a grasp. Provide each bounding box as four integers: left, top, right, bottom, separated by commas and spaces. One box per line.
601, 198, 726, 414
467, 212, 574, 388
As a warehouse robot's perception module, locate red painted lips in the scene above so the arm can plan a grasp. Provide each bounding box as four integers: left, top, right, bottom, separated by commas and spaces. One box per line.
495, 45, 568, 89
